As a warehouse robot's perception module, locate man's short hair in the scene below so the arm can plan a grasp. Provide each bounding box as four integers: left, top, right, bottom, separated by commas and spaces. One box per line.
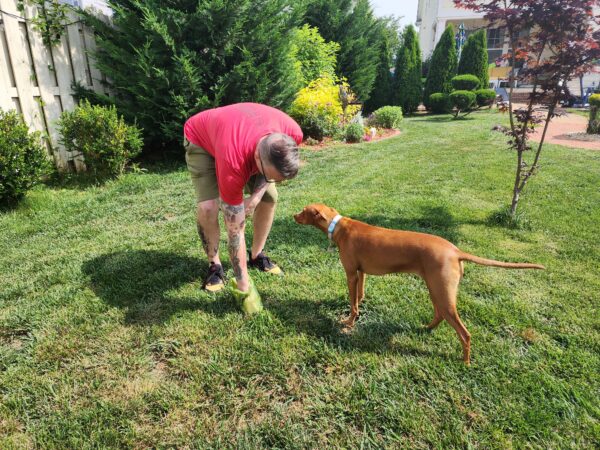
259, 133, 300, 179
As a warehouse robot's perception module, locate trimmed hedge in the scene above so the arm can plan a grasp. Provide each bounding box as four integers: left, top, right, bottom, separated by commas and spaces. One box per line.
450, 90, 476, 113
371, 106, 403, 129
429, 93, 452, 114
451, 74, 480, 91
587, 94, 600, 134
475, 89, 497, 107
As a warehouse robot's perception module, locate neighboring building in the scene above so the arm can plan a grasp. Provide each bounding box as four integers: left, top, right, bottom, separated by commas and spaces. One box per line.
416, 0, 600, 97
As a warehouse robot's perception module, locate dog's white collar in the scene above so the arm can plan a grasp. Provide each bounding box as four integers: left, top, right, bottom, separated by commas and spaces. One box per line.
327, 215, 343, 240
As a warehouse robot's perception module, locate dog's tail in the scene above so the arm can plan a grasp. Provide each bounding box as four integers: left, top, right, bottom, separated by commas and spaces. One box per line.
459, 252, 545, 270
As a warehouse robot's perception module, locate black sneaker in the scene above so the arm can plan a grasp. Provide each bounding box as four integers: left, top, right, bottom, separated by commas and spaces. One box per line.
203, 263, 225, 292
248, 251, 282, 275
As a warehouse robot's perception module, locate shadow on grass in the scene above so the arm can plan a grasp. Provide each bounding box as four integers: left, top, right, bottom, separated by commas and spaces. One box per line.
265, 294, 439, 358
82, 250, 239, 325
82, 250, 440, 358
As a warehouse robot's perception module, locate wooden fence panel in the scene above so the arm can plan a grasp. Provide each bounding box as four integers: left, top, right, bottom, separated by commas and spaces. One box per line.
0, 0, 110, 171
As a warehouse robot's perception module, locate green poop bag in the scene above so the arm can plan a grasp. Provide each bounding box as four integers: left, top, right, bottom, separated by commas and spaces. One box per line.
229, 278, 263, 315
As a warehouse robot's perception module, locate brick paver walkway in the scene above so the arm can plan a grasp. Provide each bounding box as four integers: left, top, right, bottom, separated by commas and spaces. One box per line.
531, 111, 600, 150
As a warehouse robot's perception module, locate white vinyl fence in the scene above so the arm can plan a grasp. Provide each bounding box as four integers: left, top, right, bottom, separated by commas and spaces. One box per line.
0, 0, 110, 171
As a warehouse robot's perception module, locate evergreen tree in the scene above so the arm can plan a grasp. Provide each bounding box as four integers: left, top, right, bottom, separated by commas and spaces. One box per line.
394, 25, 423, 114
423, 25, 458, 109
363, 19, 399, 113
458, 29, 489, 89
304, 0, 381, 102
82, 0, 303, 150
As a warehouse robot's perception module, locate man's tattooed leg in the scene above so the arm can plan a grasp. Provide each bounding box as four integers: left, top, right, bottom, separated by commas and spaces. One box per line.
228, 232, 243, 280
197, 223, 210, 255
197, 221, 219, 263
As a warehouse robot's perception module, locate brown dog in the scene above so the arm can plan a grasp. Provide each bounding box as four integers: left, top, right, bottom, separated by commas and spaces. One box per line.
293, 203, 545, 364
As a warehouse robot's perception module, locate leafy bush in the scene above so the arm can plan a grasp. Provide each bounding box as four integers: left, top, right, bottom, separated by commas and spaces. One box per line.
587, 94, 600, 134
451, 74, 480, 91
296, 110, 333, 141
345, 123, 364, 143
589, 93, 600, 107
288, 76, 359, 140
450, 90, 476, 112
289, 24, 340, 87
58, 101, 143, 178
371, 106, 403, 129
475, 89, 497, 107
0, 109, 51, 206
429, 93, 452, 114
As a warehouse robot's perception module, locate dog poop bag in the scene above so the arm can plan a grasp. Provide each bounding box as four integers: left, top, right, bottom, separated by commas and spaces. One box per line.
229, 278, 264, 315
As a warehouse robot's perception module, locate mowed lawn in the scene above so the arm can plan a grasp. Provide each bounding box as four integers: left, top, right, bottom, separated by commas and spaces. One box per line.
1, 110, 599, 448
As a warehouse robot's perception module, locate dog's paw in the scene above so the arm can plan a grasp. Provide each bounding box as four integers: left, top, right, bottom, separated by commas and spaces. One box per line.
340, 315, 357, 331
341, 324, 354, 335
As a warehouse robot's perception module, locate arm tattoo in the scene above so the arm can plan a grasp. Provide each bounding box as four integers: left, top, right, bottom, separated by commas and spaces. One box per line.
221, 201, 244, 223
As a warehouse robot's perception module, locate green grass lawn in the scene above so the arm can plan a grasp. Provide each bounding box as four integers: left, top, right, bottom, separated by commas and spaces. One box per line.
1, 110, 599, 448
565, 107, 590, 119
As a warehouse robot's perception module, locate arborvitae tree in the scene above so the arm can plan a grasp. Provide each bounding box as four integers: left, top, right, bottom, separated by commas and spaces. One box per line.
458, 29, 489, 89
423, 25, 458, 109
304, 0, 381, 102
394, 25, 423, 114
81, 0, 303, 150
363, 18, 399, 113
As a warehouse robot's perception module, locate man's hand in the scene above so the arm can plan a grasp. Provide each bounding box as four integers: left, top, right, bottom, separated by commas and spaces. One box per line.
243, 176, 269, 218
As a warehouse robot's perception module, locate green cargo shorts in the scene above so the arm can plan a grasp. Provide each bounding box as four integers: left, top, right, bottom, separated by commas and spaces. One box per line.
184, 136, 278, 204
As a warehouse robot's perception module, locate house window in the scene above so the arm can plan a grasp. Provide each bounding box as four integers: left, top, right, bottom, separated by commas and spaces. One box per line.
487, 28, 505, 49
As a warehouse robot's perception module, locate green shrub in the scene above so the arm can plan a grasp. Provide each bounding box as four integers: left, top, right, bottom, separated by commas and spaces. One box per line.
450, 90, 476, 114
475, 89, 497, 107
589, 93, 600, 107
58, 101, 143, 178
451, 74, 480, 91
0, 109, 51, 206
295, 110, 332, 141
288, 77, 359, 141
345, 123, 364, 143
429, 93, 452, 114
371, 106, 403, 129
587, 94, 600, 134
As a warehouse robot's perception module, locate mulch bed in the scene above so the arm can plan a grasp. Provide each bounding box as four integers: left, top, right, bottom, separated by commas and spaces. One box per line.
555, 132, 600, 142
300, 129, 401, 150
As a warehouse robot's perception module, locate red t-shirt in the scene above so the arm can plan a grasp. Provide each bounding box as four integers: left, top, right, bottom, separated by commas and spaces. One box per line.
184, 103, 303, 205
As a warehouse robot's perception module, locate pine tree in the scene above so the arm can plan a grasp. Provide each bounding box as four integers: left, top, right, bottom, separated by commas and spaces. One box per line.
458, 29, 489, 89
82, 0, 302, 150
394, 25, 423, 114
304, 0, 381, 102
423, 25, 458, 109
363, 19, 398, 113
